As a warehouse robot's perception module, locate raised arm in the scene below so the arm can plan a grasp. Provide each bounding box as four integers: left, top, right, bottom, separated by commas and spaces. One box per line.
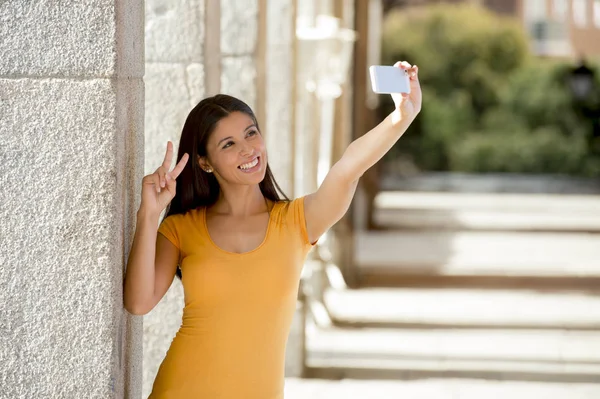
123, 142, 189, 315
304, 61, 421, 243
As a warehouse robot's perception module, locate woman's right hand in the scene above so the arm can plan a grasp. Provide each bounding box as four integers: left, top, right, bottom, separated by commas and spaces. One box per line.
139, 141, 189, 218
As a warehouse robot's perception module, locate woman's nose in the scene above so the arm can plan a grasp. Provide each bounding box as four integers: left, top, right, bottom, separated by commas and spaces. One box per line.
240, 143, 254, 156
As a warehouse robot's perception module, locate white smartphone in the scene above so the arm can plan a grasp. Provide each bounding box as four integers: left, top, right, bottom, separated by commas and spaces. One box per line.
369, 65, 411, 94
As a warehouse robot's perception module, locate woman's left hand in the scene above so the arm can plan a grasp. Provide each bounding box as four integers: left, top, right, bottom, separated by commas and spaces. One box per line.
391, 61, 422, 123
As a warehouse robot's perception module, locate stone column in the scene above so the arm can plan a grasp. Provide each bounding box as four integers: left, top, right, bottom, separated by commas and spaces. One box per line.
0, 2, 144, 398
221, 0, 259, 110
142, 1, 206, 397
264, 0, 297, 197
261, 1, 307, 377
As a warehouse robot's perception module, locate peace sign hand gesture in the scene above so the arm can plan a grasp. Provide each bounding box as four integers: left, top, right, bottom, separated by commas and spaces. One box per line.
140, 141, 189, 218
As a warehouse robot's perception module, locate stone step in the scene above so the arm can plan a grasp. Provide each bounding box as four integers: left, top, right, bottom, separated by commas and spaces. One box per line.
373, 208, 600, 232
379, 171, 600, 195
373, 192, 600, 232
354, 230, 600, 278
305, 326, 600, 382
324, 288, 600, 329
375, 192, 600, 213
284, 377, 600, 399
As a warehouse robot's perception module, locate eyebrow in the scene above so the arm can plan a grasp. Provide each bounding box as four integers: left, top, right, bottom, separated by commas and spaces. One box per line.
217, 124, 257, 146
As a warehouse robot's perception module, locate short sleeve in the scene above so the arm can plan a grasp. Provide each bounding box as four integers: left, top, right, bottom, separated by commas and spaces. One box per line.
157, 215, 180, 250
287, 196, 317, 247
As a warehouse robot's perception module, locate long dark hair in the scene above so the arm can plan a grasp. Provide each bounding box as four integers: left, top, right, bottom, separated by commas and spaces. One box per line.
164, 94, 288, 279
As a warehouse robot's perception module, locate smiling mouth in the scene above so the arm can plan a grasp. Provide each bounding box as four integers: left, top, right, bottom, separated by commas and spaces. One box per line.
238, 156, 260, 171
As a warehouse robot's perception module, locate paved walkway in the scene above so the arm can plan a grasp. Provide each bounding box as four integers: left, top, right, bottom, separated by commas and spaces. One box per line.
284, 378, 600, 399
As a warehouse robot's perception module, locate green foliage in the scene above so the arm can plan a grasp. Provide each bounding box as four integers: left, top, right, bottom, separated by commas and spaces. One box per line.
382, 4, 528, 115
397, 88, 476, 170
380, 3, 600, 176
448, 127, 598, 176
497, 61, 585, 135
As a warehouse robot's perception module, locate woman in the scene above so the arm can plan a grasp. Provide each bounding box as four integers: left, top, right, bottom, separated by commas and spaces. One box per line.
124, 61, 421, 398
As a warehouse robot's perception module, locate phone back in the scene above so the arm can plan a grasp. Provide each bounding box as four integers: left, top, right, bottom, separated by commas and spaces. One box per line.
369, 65, 411, 94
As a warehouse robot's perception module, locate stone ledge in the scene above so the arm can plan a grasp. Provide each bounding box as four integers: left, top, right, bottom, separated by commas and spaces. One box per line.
355, 230, 600, 276
325, 287, 600, 329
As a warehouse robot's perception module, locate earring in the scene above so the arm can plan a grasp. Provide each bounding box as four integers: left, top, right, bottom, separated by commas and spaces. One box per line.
205, 167, 213, 173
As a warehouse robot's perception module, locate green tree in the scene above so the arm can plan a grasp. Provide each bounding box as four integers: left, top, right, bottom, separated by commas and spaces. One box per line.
382, 4, 528, 116
380, 3, 600, 176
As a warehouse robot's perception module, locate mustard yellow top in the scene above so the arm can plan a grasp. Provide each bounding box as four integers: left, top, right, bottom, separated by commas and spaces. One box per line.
148, 197, 314, 399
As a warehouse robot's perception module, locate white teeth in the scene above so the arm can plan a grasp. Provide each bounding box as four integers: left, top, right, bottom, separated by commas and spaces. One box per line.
240, 158, 259, 170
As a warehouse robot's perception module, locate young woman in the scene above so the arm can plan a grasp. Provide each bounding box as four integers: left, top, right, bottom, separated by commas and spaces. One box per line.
124, 61, 421, 398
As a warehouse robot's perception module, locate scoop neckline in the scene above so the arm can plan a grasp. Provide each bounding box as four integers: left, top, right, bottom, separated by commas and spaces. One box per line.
202, 204, 275, 256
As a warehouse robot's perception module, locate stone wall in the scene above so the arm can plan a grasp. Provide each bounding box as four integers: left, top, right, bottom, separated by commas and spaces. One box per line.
0, 1, 144, 398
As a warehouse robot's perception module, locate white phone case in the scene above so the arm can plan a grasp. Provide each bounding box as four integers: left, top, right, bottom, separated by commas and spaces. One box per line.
369, 65, 411, 94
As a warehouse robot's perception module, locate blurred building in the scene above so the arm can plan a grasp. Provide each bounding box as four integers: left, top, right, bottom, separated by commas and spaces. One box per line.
382, 0, 600, 58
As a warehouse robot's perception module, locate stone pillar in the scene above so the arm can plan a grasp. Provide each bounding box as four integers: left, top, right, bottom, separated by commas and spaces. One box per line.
221, 0, 258, 110
0, 2, 144, 398
142, 1, 206, 397
261, 0, 307, 376
264, 0, 297, 197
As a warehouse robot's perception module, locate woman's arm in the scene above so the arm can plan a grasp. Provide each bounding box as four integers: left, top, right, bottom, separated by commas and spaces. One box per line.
304, 62, 421, 243
123, 142, 188, 315
123, 212, 179, 315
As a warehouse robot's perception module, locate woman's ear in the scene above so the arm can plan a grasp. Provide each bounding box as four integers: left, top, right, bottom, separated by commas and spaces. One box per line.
197, 156, 213, 173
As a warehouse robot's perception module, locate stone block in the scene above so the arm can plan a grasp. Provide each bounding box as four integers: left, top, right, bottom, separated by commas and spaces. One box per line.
220, 0, 258, 56
145, 62, 205, 174
0, 76, 143, 398
0, 1, 143, 78
221, 56, 257, 111
145, 0, 205, 63
267, 0, 294, 46
186, 63, 206, 106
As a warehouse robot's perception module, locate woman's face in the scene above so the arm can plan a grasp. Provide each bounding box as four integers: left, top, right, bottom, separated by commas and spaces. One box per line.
201, 111, 268, 186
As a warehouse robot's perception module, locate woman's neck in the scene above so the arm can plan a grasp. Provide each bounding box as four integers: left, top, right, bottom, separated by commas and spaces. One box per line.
211, 184, 268, 217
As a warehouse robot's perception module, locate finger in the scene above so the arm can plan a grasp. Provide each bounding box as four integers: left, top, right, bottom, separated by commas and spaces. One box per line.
410, 69, 421, 91
394, 61, 412, 70
409, 65, 419, 80
157, 168, 166, 188
171, 153, 189, 179
151, 174, 161, 193
153, 167, 166, 188
162, 141, 173, 170
142, 174, 155, 188
165, 171, 176, 191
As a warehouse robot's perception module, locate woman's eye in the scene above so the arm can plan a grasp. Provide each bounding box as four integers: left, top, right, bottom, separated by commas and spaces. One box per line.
247, 130, 258, 137
223, 141, 234, 149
